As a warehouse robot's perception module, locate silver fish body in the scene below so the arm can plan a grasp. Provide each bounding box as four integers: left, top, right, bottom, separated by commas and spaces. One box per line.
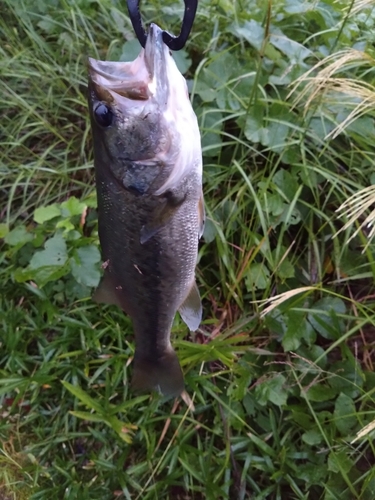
88, 24, 204, 396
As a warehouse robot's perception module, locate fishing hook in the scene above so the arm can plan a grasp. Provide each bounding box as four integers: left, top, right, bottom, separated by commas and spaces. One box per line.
127, 0, 198, 51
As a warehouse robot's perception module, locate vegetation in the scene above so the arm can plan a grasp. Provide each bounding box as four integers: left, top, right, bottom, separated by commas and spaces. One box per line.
1, 0, 375, 498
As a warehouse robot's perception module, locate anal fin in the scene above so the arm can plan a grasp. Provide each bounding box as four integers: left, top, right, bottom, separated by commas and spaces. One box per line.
178, 280, 202, 332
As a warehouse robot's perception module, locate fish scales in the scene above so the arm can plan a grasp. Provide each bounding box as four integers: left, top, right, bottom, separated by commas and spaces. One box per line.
88, 23, 203, 396
95, 166, 200, 349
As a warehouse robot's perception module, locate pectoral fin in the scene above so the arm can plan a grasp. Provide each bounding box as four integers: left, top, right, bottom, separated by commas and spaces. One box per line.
140, 191, 186, 244
178, 280, 202, 332
140, 217, 167, 244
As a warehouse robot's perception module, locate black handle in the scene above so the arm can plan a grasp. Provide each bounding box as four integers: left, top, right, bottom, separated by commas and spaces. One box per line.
127, 0, 198, 50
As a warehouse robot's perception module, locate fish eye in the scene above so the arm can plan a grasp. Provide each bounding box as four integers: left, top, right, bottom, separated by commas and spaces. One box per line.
94, 103, 113, 127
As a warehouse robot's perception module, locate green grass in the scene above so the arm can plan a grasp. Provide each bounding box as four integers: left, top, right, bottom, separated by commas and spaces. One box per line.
2, 0, 375, 498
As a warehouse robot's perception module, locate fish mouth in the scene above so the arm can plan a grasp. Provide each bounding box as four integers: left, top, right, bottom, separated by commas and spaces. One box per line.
144, 23, 169, 93
88, 23, 169, 102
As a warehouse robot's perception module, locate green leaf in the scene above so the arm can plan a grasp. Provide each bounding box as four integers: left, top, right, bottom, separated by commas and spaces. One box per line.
200, 109, 223, 157
194, 80, 216, 103
308, 297, 346, 340
30, 234, 68, 269
58, 32, 73, 47
334, 393, 357, 435
34, 204, 61, 224
245, 262, 270, 291
264, 309, 287, 336
56, 219, 75, 232
304, 384, 337, 402
269, 33, 312, 62
273, 169, 299, 201
276, 257, 295, 280
70, 245, 101, 288
345, 115, 375, 139
84, 194, 97, 208
244, 105, 264, 143
4, 225, 33, 246
255, 374, 288, 406
329, 359, 364, 398
297, 344, 326, 368
327, 451, 353, 474
267, 193, 285, 217
120, 39, 142, 62
279, 206, 302, 226
37, 15, 55, 33
282, 311, 304, 351
14, 263, 70, 287
262, 118, 290, 152
0, 223, 9, 238
282, 312, 316, 351
295, 463, 327, 485
202, 218, 217, 244
242, 393, 255, 416
309, 116, 336, 141
60, 197, 86, 217
302, 428, 323, 446
202, 51, 240, 88
172, 50, 192, 74
231, 20, 265, 51
291, 409, 313, 429
272, 246, 296, 280
263, 42, 283, 64
20, 235, 68, 285
64, 279, 91, 300
339, 249, 366, 277
284, 0, 313, 14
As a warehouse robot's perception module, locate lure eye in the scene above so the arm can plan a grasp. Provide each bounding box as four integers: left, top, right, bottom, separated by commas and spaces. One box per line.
94, 103, 113, 127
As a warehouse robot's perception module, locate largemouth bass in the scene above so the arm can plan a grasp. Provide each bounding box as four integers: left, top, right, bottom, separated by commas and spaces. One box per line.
88, 23, 204, 396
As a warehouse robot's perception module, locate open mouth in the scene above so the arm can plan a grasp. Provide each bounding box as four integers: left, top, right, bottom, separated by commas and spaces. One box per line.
88, 23, 169, 102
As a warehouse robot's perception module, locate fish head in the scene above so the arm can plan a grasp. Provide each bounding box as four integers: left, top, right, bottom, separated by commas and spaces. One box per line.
88, 23, 202, 195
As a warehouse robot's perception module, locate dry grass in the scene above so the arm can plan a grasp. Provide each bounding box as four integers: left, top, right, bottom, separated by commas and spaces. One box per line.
351, 0, 375, 15
336, 185, 375, 248
289, 49, 375, 138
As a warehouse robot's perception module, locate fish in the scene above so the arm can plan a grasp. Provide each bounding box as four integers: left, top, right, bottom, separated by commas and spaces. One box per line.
87, 23, 204, 396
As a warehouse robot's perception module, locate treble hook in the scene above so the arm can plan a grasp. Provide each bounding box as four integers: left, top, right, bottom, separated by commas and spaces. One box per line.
127, 0, 198, 51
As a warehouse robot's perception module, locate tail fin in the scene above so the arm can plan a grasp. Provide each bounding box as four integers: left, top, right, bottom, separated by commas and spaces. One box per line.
131, 347, 184, 397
